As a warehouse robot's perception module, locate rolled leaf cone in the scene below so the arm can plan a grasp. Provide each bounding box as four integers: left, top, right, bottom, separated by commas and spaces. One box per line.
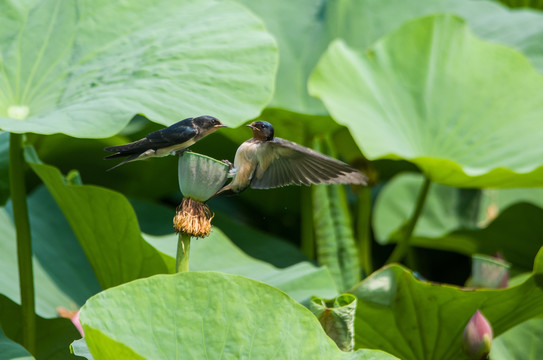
462, 310, 493, 360
309, 294, 357, 352
174, 152, 229, 237
468, 254, 510, 289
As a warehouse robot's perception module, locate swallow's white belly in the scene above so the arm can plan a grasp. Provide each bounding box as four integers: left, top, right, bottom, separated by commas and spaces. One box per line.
138, 139, 197, 159
230, 140, 268, 192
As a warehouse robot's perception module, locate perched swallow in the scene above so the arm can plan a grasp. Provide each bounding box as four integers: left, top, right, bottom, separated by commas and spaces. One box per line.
214, 121, 367, 197
104, 115, 226, 170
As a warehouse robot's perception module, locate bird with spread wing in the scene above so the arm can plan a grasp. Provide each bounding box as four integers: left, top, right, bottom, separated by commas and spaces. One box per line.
213, 121, 367, 197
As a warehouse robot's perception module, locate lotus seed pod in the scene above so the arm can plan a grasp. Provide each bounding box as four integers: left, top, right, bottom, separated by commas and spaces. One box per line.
178, 152, 229, 202
175, 152, 230, 237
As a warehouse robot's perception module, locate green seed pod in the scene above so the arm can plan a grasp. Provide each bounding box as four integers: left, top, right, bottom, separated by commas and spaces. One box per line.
174, 152, 229, 237
178, 152, 230, 202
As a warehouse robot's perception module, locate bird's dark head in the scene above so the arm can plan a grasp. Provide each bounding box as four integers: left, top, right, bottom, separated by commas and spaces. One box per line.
193, 115, 226, 135
247, 121, 274, 141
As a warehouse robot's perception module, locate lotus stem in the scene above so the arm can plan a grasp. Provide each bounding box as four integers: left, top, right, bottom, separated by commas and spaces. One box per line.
176, 233, 191, 272
386, 176, 431, 265
300, 186, 315, 260
9, 133, 35, 354
357, 186, 372, 276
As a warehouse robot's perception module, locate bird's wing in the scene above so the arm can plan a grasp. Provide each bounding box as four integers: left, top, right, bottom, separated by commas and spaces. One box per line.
146, 122, 197, 147
250, 138, 367, 189
104, 138, 151, 155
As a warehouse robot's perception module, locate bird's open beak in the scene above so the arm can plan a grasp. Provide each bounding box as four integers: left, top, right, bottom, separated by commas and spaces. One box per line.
217, 124, 227, 128
246, 123, 255, 129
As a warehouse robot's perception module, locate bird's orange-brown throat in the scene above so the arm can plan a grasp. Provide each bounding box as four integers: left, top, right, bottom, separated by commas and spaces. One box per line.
247, 122, 273, 141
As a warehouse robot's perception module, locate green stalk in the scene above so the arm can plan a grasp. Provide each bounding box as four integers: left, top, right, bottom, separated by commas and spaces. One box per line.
356, 186, 372, 276
328, 184, 360, 289
176, 233, 191, 272
9, 133, 35, 354
300, 186, 315, 260
386, 177, 431, 265
313, 184, 344, 291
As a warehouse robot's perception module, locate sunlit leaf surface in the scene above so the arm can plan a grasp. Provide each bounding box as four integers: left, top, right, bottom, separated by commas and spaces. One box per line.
80, 272, 398, 359
238, 0, 543, 115
0, 0, 277, 137
310, 16, 543, 187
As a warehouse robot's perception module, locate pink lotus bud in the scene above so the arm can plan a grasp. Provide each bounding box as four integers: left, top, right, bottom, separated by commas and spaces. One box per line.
462, 310, 493, 359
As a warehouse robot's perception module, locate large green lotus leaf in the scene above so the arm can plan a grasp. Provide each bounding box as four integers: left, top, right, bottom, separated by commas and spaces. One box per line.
0, 0, 276, 137
375, 173, 543, 271
25, 148, 175, 289
324, 0, 543, 72
491, 317, 543, 359
79, 272, 398, 359
236, 0, 543, 115
348, 248, 543, 360
235, 0, 330, 114
0, 295, 80, 360
0, 186, 100, 318
0, 326, 34, 360
144, 229, 338, 304
310, 15, 543, 187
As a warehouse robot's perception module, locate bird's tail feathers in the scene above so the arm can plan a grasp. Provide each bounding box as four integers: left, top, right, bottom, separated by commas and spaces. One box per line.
106, 154, 140, 171
205, 184, 237, 203
104, 152, 128, 160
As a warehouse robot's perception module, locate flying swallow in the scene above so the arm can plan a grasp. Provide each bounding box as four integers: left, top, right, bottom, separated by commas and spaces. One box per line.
104, 115, 226, 170
214, 121, 367, 197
